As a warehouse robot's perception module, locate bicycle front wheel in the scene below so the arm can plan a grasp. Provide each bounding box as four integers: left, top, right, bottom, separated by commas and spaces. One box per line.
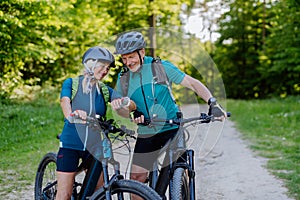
171, 167, 189, 200
90, 179, 162, 200
34, 152, 57, 200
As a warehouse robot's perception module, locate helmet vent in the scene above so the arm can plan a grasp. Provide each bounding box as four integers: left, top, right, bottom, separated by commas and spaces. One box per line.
123, 41, 129, 49
98, 48, 107, 56
130, 41, 136, 48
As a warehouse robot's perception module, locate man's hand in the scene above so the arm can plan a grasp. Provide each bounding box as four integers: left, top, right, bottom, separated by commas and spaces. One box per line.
132, 115, 145, 124
208, 97, 227, 121
130, 110, 151, 125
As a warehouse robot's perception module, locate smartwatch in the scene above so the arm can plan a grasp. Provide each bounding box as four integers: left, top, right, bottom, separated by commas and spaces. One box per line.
208, 97, 217, 105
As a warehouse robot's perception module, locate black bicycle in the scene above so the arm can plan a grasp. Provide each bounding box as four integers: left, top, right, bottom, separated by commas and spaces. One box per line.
145, 112, 230, 200
34, 115, 162, 200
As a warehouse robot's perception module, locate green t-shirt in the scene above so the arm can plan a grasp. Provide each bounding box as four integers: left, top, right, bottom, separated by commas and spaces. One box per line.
116, 56, 185, 135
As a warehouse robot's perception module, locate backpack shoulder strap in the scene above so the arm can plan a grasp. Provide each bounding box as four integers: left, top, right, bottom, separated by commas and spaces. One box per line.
119, 69, 130, 97
151, 56, 169, 84
152, 57, 176, 102
98, 81, 109, 105
98, 81, 109, 119
71, 77, 79, 100
71, 77, 109, 104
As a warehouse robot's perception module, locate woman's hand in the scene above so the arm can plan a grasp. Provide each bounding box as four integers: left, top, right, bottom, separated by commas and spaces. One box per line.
71, 110, 87, 120
111, 98, 125, 110
111, 97, 137, 118
66, 110, 88, 124
111, 97, 136, 110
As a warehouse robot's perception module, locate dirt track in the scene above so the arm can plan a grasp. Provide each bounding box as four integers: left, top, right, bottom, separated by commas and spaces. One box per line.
7, 104, 294, 200
182, 104, 293, 200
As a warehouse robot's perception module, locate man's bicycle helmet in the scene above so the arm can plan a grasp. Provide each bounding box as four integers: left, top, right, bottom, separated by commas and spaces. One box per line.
115, 31, 146, 55
82, 46, 115, 66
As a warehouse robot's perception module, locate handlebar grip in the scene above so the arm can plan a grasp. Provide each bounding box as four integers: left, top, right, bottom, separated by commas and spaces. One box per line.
227, 112, 231, 117
127, 130, 136, 137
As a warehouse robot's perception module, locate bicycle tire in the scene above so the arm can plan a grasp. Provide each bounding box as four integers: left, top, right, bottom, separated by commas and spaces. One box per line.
90, 179, 162, 200
34, 152, 57, 200
171, 167, 189, 200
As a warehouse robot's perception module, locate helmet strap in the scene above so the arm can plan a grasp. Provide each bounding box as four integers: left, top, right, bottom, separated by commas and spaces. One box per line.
83, 61, 97, 78
83, 61, 97, 94
137, 50, 143, 66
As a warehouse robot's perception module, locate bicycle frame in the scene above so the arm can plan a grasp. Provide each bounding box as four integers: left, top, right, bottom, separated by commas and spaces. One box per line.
148, 127, 196, 200
77, 155, 124, 199
36, 117, 135, 200
75, 119, 132, 200
63, 128, 125, 200
36, 116, 164, 200
146, 111, 227, 200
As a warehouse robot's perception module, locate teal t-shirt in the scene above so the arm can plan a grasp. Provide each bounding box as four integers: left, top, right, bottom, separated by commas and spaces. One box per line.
116, 56, 185, 134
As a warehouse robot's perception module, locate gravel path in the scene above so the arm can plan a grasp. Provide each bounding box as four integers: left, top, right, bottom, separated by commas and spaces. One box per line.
182, 104, 293, 200
7, 104, 294, 200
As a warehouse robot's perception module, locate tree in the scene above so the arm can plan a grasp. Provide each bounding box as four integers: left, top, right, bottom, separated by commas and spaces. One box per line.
259, 0, 300, 97
0, 0, 62, 97
0, 0, 196, 99
213, 0, 275, 99
212, 0, 300, 99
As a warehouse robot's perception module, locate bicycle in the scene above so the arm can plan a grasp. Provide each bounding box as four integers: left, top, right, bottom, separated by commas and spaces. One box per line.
34, 115, 162, 200
144, 111, 230, 200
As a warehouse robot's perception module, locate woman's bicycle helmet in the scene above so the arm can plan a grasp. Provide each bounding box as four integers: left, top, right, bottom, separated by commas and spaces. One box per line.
82, 46, 115, 66
115, 31, 146, 55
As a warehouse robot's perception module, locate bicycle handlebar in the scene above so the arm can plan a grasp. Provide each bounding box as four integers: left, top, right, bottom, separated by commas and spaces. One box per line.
142, 112, 231, 126
79, 115, 136, 138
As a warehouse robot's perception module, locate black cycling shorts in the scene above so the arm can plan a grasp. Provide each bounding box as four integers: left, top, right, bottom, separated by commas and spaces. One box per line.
132, 128, 178, 170
56, 148, 91, 172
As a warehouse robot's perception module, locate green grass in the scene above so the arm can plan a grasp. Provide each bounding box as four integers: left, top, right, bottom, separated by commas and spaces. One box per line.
0, 98, 63, 195
227, 96, 300, 200
0, 92, 134, 196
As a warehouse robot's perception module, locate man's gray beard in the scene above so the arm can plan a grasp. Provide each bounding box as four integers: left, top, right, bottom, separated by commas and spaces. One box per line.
130, 64, 141, 72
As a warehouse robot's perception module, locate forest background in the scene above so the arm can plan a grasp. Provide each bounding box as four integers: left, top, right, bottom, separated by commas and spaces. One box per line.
1, 0, 299, 101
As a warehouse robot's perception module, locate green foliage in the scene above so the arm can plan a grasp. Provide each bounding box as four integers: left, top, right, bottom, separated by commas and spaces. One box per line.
3, 0, 299, 101
213, 0, 269, 99
213, 0, 300, 99
227, 96, 300, 199
259, 0, 300, 97
1, 0, 60, 97
0, 0, 194, 100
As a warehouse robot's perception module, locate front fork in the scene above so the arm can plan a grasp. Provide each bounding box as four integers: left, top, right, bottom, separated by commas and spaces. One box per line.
102, 159, 124, 200
187, 149, 195, 200
170, 149, 195, 200
150, 149, 196, 200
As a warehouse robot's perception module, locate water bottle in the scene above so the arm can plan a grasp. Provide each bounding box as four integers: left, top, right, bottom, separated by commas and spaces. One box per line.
102, 137, 112, 159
